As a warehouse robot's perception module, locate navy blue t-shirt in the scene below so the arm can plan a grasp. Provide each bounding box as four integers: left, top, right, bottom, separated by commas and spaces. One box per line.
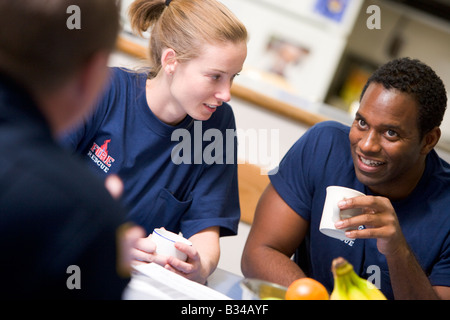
270, 121, 450, 299
61, 68, 240, 238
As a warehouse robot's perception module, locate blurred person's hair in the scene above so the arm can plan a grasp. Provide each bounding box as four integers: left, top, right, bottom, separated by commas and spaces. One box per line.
0, 0, 121, 93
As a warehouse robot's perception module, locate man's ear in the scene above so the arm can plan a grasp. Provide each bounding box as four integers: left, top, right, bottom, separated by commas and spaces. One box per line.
421, 127, 441, 155
161, 48, 177, 75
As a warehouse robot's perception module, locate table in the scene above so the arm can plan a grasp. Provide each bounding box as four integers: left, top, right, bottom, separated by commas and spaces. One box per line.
122, 264, 244, 300
207, 268, 244, 300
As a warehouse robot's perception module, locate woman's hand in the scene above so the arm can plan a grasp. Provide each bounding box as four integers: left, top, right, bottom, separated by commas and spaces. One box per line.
129, 226, 220, 284
163, 242, 206, 284
130, 234, 170, 267
164, 227, 220, 284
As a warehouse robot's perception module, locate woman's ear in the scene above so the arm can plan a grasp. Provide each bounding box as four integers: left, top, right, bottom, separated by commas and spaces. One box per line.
161, 48, 177, 75
421, 127, 441, 155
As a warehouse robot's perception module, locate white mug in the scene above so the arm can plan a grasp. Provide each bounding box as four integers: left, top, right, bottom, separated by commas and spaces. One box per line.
151, 228, 192, 261
319, 186, 365, 241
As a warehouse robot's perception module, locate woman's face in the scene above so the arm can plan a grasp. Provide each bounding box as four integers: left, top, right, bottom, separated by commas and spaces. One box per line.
169, 41, 247, 121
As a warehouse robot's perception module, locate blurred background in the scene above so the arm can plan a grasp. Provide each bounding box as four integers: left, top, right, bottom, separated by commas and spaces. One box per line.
219, 0, 450, 151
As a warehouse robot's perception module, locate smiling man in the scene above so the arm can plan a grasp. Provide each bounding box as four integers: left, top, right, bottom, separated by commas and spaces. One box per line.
241, 58, 450, 300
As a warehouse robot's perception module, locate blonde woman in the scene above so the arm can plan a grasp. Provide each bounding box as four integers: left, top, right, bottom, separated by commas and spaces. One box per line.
62, 0, 247, 284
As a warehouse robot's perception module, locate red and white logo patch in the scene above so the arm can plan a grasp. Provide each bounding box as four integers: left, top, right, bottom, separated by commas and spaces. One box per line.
87, 139, 115, 173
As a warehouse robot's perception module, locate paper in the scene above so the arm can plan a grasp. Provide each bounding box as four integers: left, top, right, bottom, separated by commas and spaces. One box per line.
123, 263, 232, 300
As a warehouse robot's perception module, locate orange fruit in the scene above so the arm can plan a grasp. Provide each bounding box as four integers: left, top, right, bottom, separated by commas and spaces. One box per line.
285, 278, 329, 300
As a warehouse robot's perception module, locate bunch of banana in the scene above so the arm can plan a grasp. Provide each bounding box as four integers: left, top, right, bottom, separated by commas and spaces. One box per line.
330, 257, 387, 300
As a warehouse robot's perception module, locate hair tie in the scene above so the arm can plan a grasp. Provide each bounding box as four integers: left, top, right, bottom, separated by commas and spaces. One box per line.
165, 0, 172, 6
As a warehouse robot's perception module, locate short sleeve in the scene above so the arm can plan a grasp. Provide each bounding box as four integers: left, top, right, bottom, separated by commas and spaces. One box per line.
269, 127, 316, 221
269, 121, 351, 221
429, 230, 450, 287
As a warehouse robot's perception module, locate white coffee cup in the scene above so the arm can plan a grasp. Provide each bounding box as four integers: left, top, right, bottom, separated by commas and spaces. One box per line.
151, 228, 192, 261
319, 186, 365, 241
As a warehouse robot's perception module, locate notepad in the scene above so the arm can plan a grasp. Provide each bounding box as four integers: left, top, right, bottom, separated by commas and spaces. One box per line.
123, 263, 232, 300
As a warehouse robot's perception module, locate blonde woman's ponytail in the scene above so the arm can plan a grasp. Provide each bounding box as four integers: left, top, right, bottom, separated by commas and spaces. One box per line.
128, 0, 247, 76
128, 0, 165, 36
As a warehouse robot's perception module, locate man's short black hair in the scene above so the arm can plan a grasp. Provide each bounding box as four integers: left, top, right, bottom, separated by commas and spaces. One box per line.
360, 57, 447, 138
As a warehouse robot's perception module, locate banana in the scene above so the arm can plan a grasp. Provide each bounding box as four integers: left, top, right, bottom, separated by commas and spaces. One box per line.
345, 275, 370, 300
330, 257, 387, 300
330, 258, 352, 300
349, 269, 387, 300
330, 269, 349, 300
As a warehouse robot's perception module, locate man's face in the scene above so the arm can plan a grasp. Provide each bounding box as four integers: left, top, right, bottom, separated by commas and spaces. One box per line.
349, 83, 427, 199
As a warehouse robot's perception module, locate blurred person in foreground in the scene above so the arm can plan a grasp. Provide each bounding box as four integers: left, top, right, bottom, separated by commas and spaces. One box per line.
241, 58, 450, 300
0, 0, 143, 299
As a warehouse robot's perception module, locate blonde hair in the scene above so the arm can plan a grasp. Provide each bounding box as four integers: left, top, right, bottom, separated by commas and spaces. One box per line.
129, 0, 247, 76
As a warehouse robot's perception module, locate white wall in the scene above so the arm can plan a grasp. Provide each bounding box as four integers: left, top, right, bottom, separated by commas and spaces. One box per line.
220, 0, 360, 103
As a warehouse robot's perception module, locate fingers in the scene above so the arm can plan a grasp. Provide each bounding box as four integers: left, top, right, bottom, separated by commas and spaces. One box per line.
338, 194, 383, 210
116, 224, 146, 276
335, 195, 399, 240
166, 256, 193, 275
161, 242, 203, 282
131, 236, 195, 268
166, 242, 198, 272
335, 209, 382, 230
175, 241, 197, 260
343, 226, 378, 239
104, 174, 124, 199
134, 235, 156, 253
129, 235, 202, 281
131, 235, 169, 266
